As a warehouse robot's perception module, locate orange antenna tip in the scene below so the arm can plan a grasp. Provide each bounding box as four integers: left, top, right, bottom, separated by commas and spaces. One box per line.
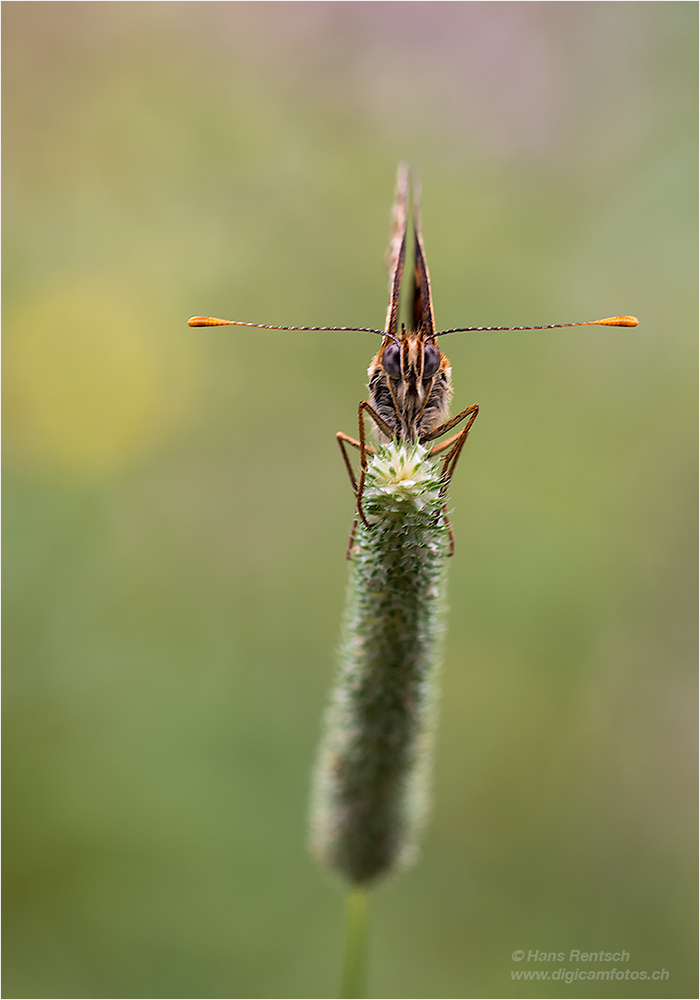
593, 315, 639, 327
188, 316, 234, 327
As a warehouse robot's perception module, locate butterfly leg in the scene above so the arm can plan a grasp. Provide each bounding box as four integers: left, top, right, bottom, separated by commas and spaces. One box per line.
441, 507, 456, 558
356, 400, 394, 530
336, 433, 362, 495
421, 402, 479, 450
421, 403, 479, 555
436, 406, 479, 498
337, 431, 376, 559
344, 513, 359, 561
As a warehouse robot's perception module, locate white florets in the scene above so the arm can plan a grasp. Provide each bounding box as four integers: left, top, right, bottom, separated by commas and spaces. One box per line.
370, 442, 433, 493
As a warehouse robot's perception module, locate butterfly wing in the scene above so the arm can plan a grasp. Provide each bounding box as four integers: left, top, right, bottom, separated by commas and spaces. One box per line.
384, 164, 409, 340
410, 172, 437, 340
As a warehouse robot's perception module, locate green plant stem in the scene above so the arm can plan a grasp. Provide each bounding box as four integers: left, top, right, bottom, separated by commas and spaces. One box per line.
340, 889, 368, 999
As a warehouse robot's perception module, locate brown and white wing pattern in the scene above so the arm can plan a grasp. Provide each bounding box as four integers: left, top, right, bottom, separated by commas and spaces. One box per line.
383, 163, 409, 341
409, 172, 436, 340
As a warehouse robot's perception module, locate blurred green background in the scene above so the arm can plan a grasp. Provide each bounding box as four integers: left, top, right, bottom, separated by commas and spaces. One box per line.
3, 4, 697, 998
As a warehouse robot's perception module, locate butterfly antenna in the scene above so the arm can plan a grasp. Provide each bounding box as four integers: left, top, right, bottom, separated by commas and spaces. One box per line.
435, 316, 638, 336
188, 316, 386, 336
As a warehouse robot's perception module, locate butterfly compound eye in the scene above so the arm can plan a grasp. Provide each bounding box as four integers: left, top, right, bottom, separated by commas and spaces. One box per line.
423, 342, 441, 378
382, 341, 402, 378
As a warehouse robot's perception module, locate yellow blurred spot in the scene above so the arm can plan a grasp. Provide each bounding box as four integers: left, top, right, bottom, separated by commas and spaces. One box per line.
4, 285, 198, 481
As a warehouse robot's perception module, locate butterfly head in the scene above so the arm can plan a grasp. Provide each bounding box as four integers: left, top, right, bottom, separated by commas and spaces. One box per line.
368, 326, 452, 443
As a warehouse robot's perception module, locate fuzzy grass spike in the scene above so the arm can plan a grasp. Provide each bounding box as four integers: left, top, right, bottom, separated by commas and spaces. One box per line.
310, 441, 450, 885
